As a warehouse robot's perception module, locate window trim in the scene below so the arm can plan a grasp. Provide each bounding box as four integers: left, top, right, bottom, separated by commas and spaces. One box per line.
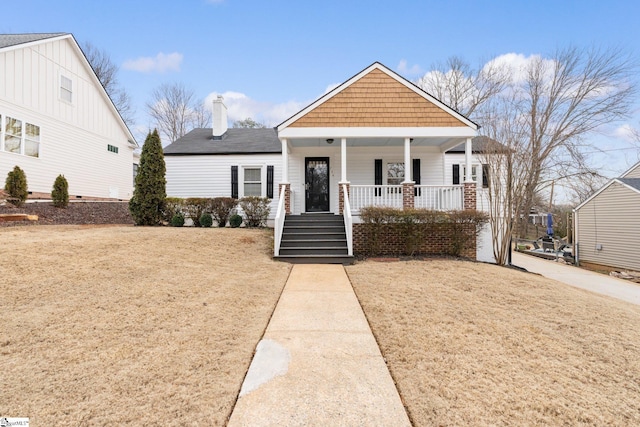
456, 163, 489, 188
240, 165, 265, 198
0, 114, 41, 158
385, 160, 405, 186
60, 74, 73, 104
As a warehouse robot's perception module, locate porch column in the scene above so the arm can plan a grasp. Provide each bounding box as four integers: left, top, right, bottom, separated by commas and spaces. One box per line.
281, 138, 289, 183
463, 137, 477, 210
341, 137, 347, 183
280, 138, 291, 214
339, 137, 350, 214
402, 137, 415, 209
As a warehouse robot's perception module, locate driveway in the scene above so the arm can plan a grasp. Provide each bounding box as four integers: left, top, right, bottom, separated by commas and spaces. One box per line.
512, 252, 640, 305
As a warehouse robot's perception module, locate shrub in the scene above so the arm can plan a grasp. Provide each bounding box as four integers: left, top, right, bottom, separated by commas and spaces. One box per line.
239, 196, 271, 227
183, 197, 211, 227
51, 174, 69, 208
210, 197, 237, 227
161, 197, 184, 222
199, 213, 213, 228
5, 165, 28, 207
170, 213, 185, 227
360, 207, 487, 257
129, 129, 166, 225
229, 214, 243, 228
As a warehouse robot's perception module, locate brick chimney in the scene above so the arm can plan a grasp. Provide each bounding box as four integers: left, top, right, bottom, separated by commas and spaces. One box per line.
212, 95, 228, 139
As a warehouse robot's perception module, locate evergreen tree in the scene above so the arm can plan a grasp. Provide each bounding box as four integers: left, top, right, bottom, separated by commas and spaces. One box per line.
51, 174, 69, 208
129, 129, 166, 225
5, 165, 28, 207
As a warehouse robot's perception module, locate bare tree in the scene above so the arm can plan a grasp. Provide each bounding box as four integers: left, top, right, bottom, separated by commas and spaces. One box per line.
512, 46, 636, 236
232, 117, 267, 128
416, 56, 509, 120
82, 42, 135, 127
147, 83, 211, 144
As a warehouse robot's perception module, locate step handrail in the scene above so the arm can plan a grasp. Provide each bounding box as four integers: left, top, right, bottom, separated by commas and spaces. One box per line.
342, 184, 353, 256
274, 185, 287, 256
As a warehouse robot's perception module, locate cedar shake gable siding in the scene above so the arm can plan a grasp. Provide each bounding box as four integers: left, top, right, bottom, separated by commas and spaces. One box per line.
288, 69, 465, 128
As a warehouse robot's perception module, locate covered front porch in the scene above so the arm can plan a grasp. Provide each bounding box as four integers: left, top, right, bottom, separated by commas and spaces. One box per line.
272, 62, 481, 261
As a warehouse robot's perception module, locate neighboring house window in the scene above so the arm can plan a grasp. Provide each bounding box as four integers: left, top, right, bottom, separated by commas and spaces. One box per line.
108, 144, 119, 153
243, 167, 262, 197
25, 123, 40, 157
60, 75, 73, 103
1, 115, 40, 158
4, 116, 22, 154
133, 163, 139, 185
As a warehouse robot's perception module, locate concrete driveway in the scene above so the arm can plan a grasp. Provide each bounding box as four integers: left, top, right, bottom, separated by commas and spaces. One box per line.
512, 252, 640, 306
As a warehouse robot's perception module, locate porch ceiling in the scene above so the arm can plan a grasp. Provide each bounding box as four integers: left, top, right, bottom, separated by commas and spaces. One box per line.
287, 136, 467, 150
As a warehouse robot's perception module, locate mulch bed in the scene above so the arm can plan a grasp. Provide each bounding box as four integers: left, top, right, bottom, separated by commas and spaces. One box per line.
0, 202, 133, 226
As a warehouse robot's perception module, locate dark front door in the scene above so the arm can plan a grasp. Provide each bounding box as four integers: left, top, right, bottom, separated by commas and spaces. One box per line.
305, 157, 330, 212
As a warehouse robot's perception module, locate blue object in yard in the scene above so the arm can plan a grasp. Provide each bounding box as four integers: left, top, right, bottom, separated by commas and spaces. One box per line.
546, 213, 553, 236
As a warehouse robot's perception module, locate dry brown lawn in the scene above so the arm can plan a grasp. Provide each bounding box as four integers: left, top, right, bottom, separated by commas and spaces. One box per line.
348, 260, 640, 426
1, 226, 290, 426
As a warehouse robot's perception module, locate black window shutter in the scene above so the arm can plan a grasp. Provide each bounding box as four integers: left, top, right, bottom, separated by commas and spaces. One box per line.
453, 164, 460, 185
482, 164, 489, 188
375, 159, 382, 196
231, 165, 238, 199
266, 165, 274, 198
413, 158, 421, 196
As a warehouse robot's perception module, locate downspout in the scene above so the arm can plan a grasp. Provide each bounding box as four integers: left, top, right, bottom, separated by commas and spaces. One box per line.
572, 207, 579, 266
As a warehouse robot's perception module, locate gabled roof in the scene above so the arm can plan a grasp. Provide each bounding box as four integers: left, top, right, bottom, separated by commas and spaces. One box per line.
621, 160, 640, 178
277, 62, 479, 132
574, 177, 640, 211
619, 178, 640, 192
163, 128, 281, 155
0, 32, 136, 146
0, 33, 67, 49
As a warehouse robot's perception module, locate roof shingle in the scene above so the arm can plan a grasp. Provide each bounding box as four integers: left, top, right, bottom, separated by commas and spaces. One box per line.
163, 128, 281, 155
0, 33, 67, 49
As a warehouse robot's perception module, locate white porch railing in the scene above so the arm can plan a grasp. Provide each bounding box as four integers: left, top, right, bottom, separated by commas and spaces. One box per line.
414, 185, 464, 210
348, 184, 464, 212
274, 185, 287, 256
342, 184, 353, 256
350, 185, 403, 211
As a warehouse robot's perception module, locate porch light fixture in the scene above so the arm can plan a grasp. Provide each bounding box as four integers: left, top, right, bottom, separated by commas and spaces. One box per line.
326, 138, 334, 144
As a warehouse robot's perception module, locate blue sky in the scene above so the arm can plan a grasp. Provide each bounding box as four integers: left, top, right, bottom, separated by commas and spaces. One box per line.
4, 0, 640, 180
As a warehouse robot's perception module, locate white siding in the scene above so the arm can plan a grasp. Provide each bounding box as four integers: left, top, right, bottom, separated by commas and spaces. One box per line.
443, 153, 490, 212
165, 154, 282, 218
576, 182, 640, 271
0, 37, 134, 199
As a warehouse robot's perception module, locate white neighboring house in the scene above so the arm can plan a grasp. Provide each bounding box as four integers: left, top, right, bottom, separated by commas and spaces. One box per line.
0, 33, 137, 200
573, 161, 640, 271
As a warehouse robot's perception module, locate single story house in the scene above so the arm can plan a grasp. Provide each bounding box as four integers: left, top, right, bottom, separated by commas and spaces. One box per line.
0, 33, 137, 200
165, 62, 495, 263
573, 161, 640, 271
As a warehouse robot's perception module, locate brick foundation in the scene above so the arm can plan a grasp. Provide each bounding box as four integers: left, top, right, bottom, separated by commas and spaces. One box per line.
352, 222, 476, 259
279, 183, 291, 214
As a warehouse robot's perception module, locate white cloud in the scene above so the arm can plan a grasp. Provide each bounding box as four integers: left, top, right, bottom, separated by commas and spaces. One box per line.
613, 123, 638, 142
397, 59, 422, 76
123, 52, 183, 73
204, 91, 306, 127
324, 83, 340, 94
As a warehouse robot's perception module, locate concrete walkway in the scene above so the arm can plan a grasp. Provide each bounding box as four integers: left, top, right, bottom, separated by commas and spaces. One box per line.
228, 264, 411, 427
512, 252, 640, 305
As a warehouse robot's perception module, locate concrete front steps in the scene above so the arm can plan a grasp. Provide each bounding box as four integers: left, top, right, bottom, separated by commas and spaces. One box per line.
275, 213, 354, 265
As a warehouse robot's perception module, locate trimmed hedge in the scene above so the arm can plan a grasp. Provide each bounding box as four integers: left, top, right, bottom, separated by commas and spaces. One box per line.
360, 206, 488, 257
